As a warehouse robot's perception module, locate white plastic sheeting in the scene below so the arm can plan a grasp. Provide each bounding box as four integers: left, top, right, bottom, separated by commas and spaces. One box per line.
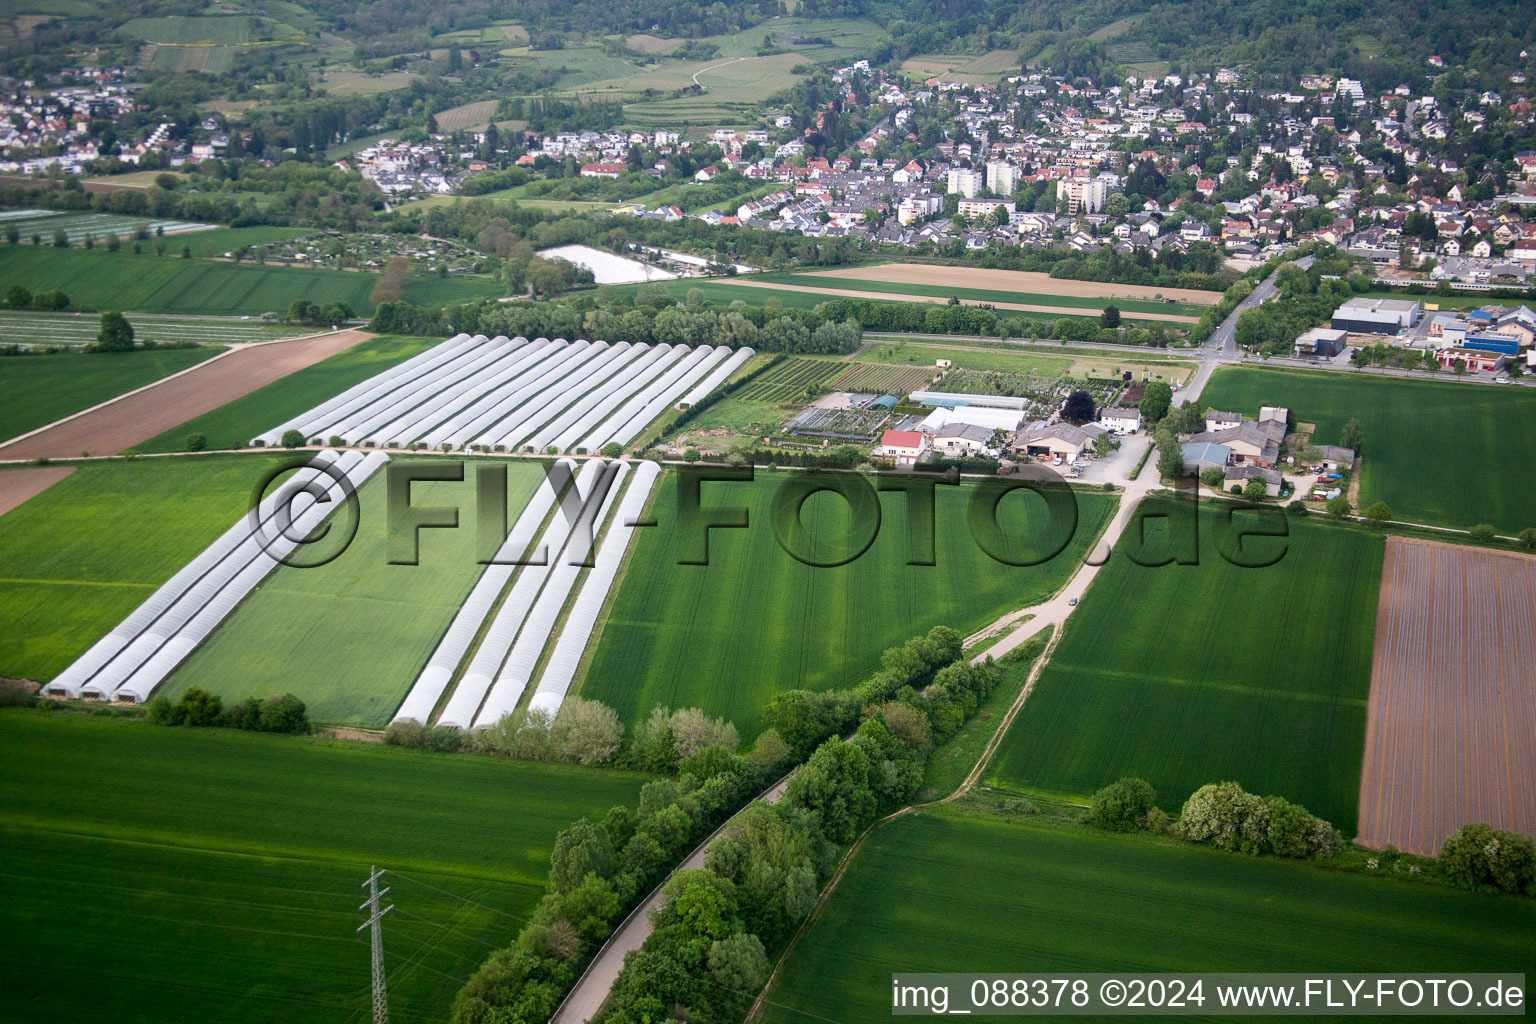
322, 337, 500, 444
676, 346, 754, 409
603, 345, 733, 449
471, 461, 632, 729
252, 334, 478, 446
432, 340, 591, 451
434, 459, 617, 729
527, 460, 662, 717
112, 452, 390, 703
477, 341, 625, 452
416, 338, 561, 449
364, 338, 544, 447
579, 344, 711, 452
340, 335, 512, 445
44, 451, 348, 698
549, 344, 683, 453
518, 343, 655, 454
390, 459, 577, 725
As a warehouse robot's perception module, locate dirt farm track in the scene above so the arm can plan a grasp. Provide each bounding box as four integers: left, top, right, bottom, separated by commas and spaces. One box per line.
0, 330, 371, 461
1358, 537, 1536, 855
812, 264, 1223, 305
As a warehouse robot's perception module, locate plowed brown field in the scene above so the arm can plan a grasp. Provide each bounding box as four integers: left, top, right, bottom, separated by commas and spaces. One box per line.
1358, 537, 1536, 854
0, 330, 370, 460
812, 264, 1223, 304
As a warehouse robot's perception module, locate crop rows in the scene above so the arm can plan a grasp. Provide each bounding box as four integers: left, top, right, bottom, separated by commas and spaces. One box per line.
829, 361, 934, 395
0, 310, 309, 347
1358, 538, 1536, 854
0, 208, 207, 242
988, 498, 1384, 832
732, 357, 846, 401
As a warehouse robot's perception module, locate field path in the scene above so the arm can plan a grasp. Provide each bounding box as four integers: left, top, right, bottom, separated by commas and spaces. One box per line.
0, 329, 371, 460
550, 770, 797, 1024
693, 56, 747, 88
0, 466, 74, 518
721, 278, 1201, 324
814, 264, 1223, 305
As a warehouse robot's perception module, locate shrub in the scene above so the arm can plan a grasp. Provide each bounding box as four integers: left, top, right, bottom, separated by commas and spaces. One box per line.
0, 679, 33, 707
281, 428, 305, 449
1088, 777, 1157, 831
1469, 523, 1497, 542
328, 435, 345, 448
1439, 824, 1536, 895
185, 432, 207, 452
550, 698, 624, 765
1178, 781, 1340, 859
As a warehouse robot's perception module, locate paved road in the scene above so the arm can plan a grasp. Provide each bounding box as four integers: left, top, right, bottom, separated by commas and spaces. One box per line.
550, 771, 797, 1024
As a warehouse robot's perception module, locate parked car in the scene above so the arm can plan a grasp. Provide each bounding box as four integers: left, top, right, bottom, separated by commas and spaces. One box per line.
1494, 376, 1512, 384
1068, 597, 1078, 606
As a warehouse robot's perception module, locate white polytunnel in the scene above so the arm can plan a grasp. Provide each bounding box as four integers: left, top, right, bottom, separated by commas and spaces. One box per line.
471, 460, 632, 730
528, 459, 663, 717
676, 346, 754, 410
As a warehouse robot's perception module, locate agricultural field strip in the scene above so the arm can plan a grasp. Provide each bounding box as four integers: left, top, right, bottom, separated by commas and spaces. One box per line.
734, 357, 847, 401
391, 462, 578, 725
432, 460, 616, 729
828, 361, 934, 394
253, 332, 731, 454
0, 208, 210, 241
0, 310, 314, 347
813, 263, 1224, 305
1358, 538, 1536, 855
757, 270, 1203, 315
527, 462, 663, 716
473, 461, 633, 728
43, 451, 387, 702
716, 277, 1203, 323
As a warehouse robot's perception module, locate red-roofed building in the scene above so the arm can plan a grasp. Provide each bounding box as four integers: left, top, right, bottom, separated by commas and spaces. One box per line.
877, 430, 930, 465
580, 162, 625, 178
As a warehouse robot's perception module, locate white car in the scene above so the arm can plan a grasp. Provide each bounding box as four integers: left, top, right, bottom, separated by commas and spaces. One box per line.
1494, 376, 1511, 384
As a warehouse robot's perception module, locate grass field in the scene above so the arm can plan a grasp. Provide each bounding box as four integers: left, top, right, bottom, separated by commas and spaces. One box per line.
0, 711, 647, 1024
988, 498, 1383, 833
160, 461, 547, 725
1200, 367, 1536, 533
758, 807, 1536, 1024
577, 477, 1116, 738
135, 335, 442, 453
0, 455, 291, 683
0, 246, 500, 316
857, 341, 1194, 384
755, 269, 1206, 316
0, 347, 221, 444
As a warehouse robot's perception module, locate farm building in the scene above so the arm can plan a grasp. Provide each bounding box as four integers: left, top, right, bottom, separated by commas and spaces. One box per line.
1181, 440, 1233, 473
1314, 445, 1356, 472
1186, 423, 1282, 467
1205, 409, 1242, 432
909, 390, 1029, 410
1098, 406, 1142, 433
877, 429, 930, 465
917, 405, 1024, 434
1330, 296, 1421, 334
1014, 423, 1104, 461
1224, 464, 1284, 496
933, 422, 995, 456
1294, 327, 1348, 358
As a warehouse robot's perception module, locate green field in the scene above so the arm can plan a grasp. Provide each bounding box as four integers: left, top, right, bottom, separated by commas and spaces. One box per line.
609, 278, 1105, 321
161, 461, 546, 726
758, 807, 1536, 1024
756, 270, 1207, 316
136, 335, 443, 452
989, 498, 1383, 832
0, 455, 291, 683
732, 356, 847, 401
0, 247, 500, 316
0, 347, 221, 444
0, 309, 315, 349
0, 712, 647, 1024
1200, 367, 1536, 533
577, 476, 1116, 738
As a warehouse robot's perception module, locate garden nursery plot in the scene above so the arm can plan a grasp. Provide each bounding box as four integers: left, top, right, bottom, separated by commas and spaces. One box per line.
577, 477, 1117, 738
1200, 367, 1536, 533
732, 357, 847, 402
0, 208, 209, 243
988, 498, 1384, 833
0, 712, 647, 1024
0, 455, 292, 683
756, 807, 1536, 1024
160, 461, 547, 726
0, 346, 221, 444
